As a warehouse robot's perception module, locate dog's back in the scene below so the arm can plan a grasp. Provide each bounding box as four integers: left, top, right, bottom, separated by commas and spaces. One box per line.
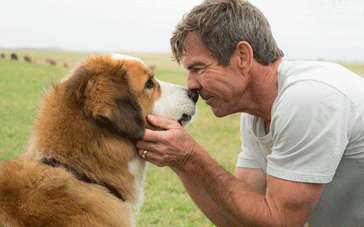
0, 157, 133, 227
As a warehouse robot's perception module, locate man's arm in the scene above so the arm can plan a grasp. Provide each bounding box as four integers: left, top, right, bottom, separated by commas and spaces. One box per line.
184, 150, 324, 227
171, 166, 240, 227
136, 115, 324, 226
234, 167, 267, 195
170, 167, 267, 226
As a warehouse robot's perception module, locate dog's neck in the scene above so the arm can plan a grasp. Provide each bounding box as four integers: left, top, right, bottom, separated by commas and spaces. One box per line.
40, 157, 125, 202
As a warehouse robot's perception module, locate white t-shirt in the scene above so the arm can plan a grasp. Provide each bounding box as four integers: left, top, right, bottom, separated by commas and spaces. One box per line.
236, 61, 364, 226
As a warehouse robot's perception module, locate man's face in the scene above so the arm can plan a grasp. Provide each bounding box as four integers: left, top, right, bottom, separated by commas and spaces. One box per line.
181, 34, 249, 118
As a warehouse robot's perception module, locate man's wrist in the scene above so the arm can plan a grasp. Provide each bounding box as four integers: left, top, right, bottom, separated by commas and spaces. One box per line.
182, 147, 215, 177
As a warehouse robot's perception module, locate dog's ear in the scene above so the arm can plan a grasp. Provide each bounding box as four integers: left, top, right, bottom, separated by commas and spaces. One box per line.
93, 95, 145, 140
64, 61, 145, 141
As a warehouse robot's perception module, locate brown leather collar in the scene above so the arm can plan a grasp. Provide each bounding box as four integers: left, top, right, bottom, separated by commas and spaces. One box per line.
40, 157, 125, 202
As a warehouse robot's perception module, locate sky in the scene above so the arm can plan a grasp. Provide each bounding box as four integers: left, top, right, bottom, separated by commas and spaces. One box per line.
1, 0, 364, 62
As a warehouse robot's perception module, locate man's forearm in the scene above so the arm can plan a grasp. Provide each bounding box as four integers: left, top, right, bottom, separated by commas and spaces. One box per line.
181, 148, 320, 227
182, 150, 281, 227
171, 166, 240, 227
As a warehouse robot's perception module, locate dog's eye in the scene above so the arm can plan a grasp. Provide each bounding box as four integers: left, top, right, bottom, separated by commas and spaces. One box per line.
145, 78, 155, 89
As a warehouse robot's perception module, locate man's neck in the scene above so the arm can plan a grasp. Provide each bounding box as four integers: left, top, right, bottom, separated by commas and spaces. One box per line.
244, 59, 282, 122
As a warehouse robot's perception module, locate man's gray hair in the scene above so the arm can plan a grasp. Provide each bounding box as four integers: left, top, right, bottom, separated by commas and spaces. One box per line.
170, 0, 284, 66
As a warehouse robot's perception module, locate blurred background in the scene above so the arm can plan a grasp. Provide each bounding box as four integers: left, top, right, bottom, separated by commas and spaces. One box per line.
1, 0, 364, 226
1, 0, 364, 62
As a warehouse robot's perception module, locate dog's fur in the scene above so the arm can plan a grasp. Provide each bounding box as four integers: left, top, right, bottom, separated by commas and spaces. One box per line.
0, 54, 197, 227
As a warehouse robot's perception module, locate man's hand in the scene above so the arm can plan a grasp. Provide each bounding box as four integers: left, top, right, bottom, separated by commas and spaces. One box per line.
136, 114, 203, 168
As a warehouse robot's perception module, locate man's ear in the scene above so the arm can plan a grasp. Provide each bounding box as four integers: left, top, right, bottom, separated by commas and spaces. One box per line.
236, 41, 253, 74
92, 95, 145, 141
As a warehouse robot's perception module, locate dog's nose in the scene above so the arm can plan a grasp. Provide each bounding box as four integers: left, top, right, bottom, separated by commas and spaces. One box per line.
187, 89, 199, 103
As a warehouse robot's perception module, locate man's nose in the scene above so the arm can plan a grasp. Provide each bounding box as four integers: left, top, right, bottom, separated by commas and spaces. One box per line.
186, 73, 201, 91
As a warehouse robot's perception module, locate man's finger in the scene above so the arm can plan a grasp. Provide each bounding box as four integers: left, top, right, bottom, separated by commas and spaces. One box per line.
136, 139, 158, 152
147, 114, 180, 130
141, 128, 161, 142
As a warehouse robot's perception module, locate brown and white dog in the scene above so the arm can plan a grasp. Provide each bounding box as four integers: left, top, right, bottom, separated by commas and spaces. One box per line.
0, 54, 198, 227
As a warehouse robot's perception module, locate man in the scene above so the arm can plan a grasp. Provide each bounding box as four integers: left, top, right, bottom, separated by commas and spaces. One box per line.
136, 0, 364, 226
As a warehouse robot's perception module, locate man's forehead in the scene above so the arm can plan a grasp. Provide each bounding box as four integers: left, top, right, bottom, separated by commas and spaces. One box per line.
181, 33, 217, 68
182, 33, 204, 53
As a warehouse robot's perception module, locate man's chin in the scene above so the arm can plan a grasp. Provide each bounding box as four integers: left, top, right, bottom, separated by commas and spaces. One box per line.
211, 107, 229, 118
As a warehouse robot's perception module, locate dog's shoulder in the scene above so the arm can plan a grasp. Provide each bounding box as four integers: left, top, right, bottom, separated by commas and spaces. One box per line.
0, 157, 133, 226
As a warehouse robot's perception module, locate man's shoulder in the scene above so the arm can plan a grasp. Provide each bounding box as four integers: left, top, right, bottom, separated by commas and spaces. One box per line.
278, 61, 364, 99
279, 60, 341, 73
278, 60, 343, 83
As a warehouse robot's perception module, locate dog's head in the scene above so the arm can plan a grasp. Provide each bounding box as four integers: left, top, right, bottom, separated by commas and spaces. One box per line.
64, 54, 198, 141
28, 54, 198, 207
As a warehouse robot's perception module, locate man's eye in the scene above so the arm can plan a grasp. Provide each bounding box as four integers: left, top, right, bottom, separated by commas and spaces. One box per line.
145, 78, 155, 89
194, 68, 203, 75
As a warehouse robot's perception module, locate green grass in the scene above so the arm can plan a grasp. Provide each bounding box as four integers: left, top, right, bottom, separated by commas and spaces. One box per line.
0, 59, 67, 159
1, 49, 364, 226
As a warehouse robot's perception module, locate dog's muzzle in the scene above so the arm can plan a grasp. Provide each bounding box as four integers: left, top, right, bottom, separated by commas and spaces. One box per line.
187, 89, 199, 103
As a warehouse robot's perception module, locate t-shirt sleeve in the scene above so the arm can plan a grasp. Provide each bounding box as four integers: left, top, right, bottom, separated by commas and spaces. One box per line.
237, 147, 261, 169
267, 81, 356, 183
236, 113, 261, 169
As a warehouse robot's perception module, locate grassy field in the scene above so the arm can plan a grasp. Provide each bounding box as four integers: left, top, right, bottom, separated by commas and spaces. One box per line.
0, 49, 242, 226
1, 49, 364, 226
